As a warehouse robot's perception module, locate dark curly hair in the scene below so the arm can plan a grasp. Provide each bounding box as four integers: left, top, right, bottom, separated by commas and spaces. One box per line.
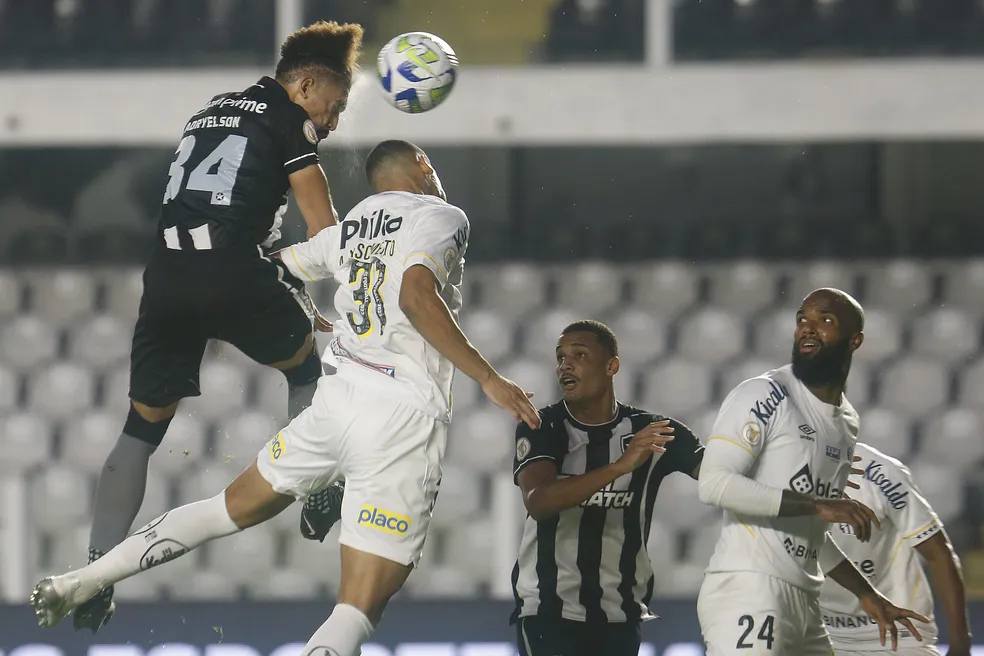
275, 21, 364, 87
561, 320, 619, 357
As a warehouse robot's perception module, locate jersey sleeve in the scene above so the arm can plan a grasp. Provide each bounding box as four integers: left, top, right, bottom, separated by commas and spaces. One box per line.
513, 416, 566, 484
707, 377, 779, 467
281, 105, 321, 175
278, 225, 339, 282
662, 417, 705, 476
877, 456, 943, 547
403, 206, 469, 290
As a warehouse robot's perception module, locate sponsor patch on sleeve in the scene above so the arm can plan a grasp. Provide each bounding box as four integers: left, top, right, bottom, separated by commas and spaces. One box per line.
516, 437, 531, 461
740, 421, 762, 448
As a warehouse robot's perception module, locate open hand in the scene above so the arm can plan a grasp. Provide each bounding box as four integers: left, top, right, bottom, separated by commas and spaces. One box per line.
613, 421, 675, 474
858, 593, 929, 652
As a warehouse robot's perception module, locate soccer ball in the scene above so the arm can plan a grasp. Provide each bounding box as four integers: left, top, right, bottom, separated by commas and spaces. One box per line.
377, 32, 458, 114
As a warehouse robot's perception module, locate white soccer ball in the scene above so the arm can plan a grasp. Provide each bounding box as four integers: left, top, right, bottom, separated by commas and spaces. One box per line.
377, 32, 458, 114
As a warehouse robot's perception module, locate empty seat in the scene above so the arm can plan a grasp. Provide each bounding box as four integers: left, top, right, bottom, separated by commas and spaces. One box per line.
28, 270, 97, 325
182, 361, 249, 422
851, 308, 903, 364
676, 308, 746, 365
0, 413, 54, 472
431, 464, 483, 526
451, 371, 483, 415
920, 409, 984, 472
102, 268, 144, 320
905, 460, 963, 522
68, 315, 133, 369
855, 409, 913, 462
254, 367, 288, 424
553, 262, 623, 316
499, 360, 557, 409
910, 308, 978, 364
214, 411, 280, 469
32, 465, 91, 531
61, 409, 126, 473
720, 358, 783, 397
942, 259, 984, 310
149, 412, 209, 474
863, 261, 933, 312
284, 529, 342, 587
0, 365, 20, 413
207, 524, 278, 582
630, 262, 699, 320
877, 358, 949, 418
404, 564, 483, 598
459, 308, 514, 365
654, 562, 705, 597
246, 568, 321, 600
473, 264, 548, 319
27, 362, 96, 420
752, 309, 796, 360
685, 408, 720, 443
684, 518, 722, 568
444, 518, 495, 576
605, 309, 668, 363
101, 364, 132, 413
639, 359, 713, 417
613, 359, 642, 406
784, 261, 858, 306
958, 357, 984, 408
0, 269, 23, 317
48, 524, 95, 572
0, 315, 59, 370
646, 520, 678, 575
649, 473, 714, 530
706, 262, 778, 317
521, 308, 581, 359
446, 407, 518, 472
176, 467, 236, 507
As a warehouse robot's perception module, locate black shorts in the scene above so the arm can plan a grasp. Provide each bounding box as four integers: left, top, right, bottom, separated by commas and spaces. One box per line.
129, 246, 314, 407
516, 615, 641, 656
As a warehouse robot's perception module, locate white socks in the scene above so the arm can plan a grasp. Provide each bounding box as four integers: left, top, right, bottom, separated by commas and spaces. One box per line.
299, 604, 375, 656
72, 493, 240, 601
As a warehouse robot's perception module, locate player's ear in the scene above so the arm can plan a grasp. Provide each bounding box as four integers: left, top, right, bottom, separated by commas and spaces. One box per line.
850, 331, 864, 352
607, 356, 620, 377
299, 75, 316, 98
417, 153, 434, 175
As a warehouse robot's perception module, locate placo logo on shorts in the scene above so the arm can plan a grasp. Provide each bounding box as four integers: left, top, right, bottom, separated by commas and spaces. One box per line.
270, 433, 285, 461
358, 505, 411, 535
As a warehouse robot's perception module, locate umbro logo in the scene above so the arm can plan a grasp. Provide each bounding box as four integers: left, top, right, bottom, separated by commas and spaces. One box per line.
799, 424, 816, 442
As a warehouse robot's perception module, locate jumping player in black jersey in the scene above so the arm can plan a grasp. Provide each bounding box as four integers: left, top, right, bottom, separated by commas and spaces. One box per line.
511, 320, 704, 656
74, 21, 362, 632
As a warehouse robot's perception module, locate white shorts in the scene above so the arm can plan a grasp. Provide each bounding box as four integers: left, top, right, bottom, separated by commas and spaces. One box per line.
698, 572, 833, 656
256, 375, 446, 568
832, 642, 940, 655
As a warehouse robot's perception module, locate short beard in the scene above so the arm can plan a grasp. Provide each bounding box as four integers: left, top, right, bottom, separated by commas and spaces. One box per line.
791, 338, 851, 388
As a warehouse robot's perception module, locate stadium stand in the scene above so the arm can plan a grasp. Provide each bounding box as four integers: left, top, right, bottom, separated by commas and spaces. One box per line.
2, 260, 983, 599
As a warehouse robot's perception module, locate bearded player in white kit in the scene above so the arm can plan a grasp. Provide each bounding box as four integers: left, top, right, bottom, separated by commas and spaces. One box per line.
820, 442, 972, 655
697, 288, 930, 655
29, 140, 541, 656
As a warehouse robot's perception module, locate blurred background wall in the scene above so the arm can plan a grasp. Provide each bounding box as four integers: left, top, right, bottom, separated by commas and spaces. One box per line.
1, 1, 984, 653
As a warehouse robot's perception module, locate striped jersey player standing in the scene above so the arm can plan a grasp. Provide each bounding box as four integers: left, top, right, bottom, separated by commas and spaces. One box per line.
511, 320, 704, 656
820, 443, 972, 655
697, 288, 930, 655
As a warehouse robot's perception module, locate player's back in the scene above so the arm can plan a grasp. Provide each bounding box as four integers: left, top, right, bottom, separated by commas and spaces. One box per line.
819, 442, 941, 646
705, 365, 859, 593
161, 76, 320, 251
319, 191, 469, 421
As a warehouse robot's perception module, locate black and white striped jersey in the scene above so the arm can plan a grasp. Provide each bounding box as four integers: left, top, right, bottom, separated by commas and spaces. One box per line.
511, 401, 704, 624
159, 76, 320, 251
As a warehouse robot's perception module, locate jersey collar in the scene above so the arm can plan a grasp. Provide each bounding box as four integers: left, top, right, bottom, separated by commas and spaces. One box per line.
562, 400, 624, 432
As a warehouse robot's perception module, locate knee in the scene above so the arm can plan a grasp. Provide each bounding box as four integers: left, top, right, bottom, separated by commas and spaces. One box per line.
123, 402, 178, 448
281, 342, 323, 386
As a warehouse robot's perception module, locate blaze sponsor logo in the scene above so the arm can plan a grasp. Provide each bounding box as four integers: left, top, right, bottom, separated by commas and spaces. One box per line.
357, 505, 411, 535
862, 461, 910, 510
749, 380, 790, 426
788, 464, 842, 498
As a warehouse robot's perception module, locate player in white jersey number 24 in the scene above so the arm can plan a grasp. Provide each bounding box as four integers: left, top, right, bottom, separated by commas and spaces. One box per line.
696, 288, 930, 655
820, 442, 972, 655
29, 140, 541, 656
